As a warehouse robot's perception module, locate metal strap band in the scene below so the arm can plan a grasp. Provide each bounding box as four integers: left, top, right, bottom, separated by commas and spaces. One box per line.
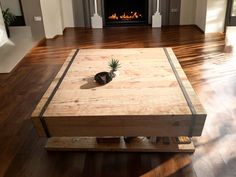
39, 49, 80, 137
163, 48, 197, 137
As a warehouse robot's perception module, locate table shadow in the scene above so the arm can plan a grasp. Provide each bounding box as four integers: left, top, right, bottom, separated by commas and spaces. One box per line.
80, 76, 102, 89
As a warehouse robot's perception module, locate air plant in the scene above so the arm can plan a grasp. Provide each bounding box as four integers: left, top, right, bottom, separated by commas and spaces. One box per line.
108, 58, 121, 78
109, 58, 121, 72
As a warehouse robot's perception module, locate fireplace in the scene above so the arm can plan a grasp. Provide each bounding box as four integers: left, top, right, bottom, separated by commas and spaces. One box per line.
104, 0, 149, 26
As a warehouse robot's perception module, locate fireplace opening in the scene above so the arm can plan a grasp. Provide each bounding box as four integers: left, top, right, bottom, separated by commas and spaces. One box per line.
104, 0, 148, 26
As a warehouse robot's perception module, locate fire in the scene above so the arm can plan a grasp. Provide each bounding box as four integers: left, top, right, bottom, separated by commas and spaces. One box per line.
108, 11, 142, 21
108, 13, 118, 20
120, 11, 142, 20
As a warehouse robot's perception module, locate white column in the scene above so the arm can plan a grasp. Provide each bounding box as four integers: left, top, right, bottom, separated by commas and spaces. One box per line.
152, 0, 162, 28
40, 0, 63, 38
91, 0, 103, 28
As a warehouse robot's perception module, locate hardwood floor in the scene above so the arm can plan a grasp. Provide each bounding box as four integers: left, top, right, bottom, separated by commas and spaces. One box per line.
0, 26, 236, 177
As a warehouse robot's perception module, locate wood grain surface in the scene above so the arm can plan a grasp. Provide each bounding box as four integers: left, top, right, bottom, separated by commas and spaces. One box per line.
31, 48, 206, 137
45, 48, 204, 116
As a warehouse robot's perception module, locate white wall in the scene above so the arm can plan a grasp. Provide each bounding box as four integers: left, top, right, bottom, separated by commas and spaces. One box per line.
180, 0, 196, 25
0, 5, 8, 47
40, 0, 76, 38
60, 0, 75, 28
195, 0, 207, 31
195, 0, 227, 33
205, 0, 227, 33
0, 0, 22, 16
40, 0, 63, 38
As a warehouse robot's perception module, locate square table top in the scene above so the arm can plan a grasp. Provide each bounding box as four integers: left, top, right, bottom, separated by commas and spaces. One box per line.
33, 48, 205, 118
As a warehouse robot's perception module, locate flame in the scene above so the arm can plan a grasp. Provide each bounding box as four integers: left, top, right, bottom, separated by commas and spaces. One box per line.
108, 13, 119, 20
120, 12, 142, 20
108, 11, 142, 21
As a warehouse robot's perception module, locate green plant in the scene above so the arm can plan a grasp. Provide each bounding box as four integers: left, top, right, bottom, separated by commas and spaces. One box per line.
2, 8, 16, 26
108, 58, 121, 72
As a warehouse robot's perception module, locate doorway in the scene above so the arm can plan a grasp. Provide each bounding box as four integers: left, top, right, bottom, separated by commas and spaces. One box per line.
225, 0, 236, 55
0, 0, 25, 26
226, 0, 236, 26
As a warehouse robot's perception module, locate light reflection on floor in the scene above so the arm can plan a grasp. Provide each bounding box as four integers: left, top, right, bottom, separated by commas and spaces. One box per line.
225, 26, 236, 55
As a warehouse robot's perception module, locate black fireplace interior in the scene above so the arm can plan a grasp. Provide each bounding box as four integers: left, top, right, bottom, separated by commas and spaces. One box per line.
104, 0, 148, 26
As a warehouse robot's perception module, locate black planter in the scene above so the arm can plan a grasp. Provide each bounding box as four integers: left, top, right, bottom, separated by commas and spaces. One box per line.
94, 72, 113, 85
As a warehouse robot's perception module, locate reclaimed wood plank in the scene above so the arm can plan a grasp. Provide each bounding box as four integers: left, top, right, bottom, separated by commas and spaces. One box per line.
31, 50, 77, 137
45, 137, 195, 153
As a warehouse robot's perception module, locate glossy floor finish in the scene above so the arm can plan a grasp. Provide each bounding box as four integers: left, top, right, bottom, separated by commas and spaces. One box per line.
0, 26, 236, 177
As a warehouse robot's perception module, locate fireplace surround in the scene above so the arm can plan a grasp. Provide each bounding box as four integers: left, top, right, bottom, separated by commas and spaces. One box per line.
104, 0, 149, 26
71, 0, 158, 28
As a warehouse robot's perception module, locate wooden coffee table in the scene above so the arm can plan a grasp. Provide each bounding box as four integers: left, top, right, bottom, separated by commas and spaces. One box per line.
31, 48, 206, 152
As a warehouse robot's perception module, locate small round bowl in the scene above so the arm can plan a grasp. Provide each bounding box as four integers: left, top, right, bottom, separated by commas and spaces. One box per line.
94, 72, 112, 85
